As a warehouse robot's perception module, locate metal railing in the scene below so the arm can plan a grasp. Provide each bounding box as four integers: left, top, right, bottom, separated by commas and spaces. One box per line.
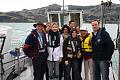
0, 47, 28, 80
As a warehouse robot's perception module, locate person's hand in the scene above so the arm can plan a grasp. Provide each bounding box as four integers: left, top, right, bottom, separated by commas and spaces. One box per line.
77, 52, 82, 58
65, 60, 69, 65
59, 57, 62, 62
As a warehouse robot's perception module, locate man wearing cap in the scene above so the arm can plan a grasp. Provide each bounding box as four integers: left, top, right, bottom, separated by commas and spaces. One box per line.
23, 22, 48, 80
80, 26, 93, 80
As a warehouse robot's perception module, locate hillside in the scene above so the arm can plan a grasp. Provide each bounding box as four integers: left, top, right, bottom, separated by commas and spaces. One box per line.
0, 3, 120, 23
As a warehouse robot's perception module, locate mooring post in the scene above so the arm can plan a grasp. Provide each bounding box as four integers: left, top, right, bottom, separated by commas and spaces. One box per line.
15, 48, 20, 76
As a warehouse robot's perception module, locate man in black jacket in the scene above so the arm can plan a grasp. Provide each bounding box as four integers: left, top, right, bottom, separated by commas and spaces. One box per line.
23, 22, 48, 80
91, 19, 114, 80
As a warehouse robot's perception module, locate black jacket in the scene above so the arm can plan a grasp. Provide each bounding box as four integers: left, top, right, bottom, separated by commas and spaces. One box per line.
91, 28, 114, 61
23, 29, 48, 62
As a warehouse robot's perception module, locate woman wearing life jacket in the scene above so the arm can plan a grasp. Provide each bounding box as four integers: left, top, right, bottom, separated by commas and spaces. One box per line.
47, 22, 63, 80
63, 29, 81, 80
80, 26, 93, 80
23, 22, 48, 80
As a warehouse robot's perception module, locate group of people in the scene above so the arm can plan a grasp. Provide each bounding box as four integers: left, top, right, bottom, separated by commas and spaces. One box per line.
23, 19, 114, 80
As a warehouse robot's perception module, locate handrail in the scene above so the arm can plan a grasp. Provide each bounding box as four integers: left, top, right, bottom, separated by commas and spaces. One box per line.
0, 46, 23, 56
2, 51, 11, 56
4, 57, 27, 73
0, 57, 27, 74
0, 57, 28, 76
3, 55, 26, 65
0, 47, 26, 65
0, 47, 28, 80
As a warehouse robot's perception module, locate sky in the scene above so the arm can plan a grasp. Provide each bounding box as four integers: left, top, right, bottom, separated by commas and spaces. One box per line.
0, 0, 120, 12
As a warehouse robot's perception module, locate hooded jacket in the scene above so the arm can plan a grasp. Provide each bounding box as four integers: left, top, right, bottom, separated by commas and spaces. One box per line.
91, 28, 114, 60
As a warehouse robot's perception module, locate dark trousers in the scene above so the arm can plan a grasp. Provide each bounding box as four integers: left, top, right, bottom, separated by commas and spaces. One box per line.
59, 60, 64, 80
46, 64, 49, 80
32, 53, 47, 80
93, 60, 110, 80
77, 58, 83, 80
64, 59, 80, 80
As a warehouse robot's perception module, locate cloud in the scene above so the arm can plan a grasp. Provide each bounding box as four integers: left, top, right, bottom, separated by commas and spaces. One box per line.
0, 0, 119, 12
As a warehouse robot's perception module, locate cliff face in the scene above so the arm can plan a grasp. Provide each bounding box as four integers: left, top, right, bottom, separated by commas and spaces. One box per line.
0, 3, 120, 23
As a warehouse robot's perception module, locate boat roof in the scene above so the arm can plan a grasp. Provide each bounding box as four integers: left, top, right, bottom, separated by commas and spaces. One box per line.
47, 10, 83, 14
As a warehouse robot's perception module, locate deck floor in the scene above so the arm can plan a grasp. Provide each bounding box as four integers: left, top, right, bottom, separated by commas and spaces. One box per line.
13, 63, 118, 80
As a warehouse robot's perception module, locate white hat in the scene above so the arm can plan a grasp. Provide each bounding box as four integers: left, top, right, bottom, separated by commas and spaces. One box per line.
80, 26, 87, 31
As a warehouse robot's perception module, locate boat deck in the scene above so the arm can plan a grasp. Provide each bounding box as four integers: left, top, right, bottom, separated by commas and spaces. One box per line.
1, 50, 118, 80
13, 63, 118, 80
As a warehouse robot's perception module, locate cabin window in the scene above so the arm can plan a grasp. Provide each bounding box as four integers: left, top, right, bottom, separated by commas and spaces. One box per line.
70, 13, 80, 26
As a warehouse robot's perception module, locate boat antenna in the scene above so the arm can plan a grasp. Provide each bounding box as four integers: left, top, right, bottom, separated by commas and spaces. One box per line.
62, 0, 65, 26
63, 0, 64, 14
100, 0, 112, 28
101, 0, 104, 28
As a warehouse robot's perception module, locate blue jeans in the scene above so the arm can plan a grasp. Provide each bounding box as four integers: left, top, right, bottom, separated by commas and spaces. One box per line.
93, 60, 110, 80
64, 59, 80, 80
48, 61, 59, 80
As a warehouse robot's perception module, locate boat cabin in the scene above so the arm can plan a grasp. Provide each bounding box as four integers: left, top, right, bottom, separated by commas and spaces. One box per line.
47, 10, 83, 28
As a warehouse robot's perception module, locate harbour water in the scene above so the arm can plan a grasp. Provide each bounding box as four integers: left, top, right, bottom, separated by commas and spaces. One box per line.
0, 23, 119, 78
0, 23, 34, 49
0, 23, 118, 48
